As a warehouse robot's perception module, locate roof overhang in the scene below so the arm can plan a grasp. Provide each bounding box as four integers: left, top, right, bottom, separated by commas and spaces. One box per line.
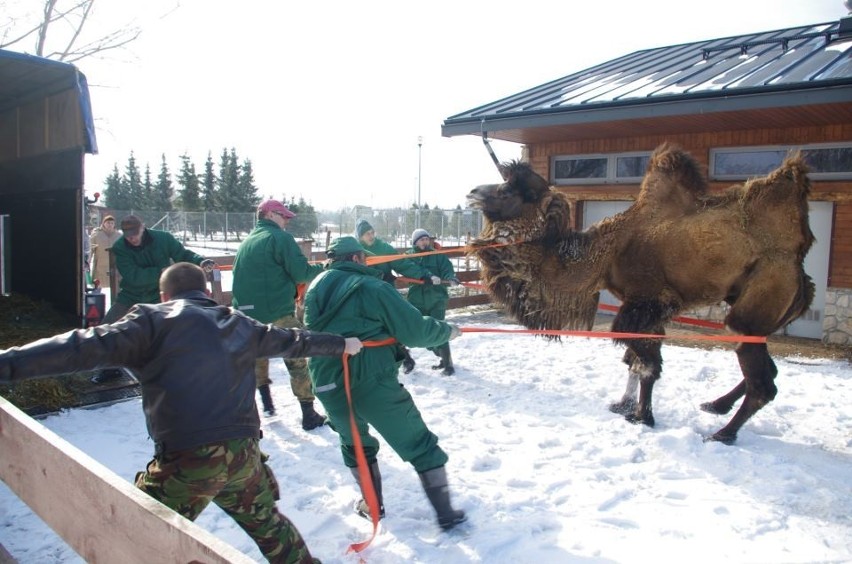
442, 83, 852, 144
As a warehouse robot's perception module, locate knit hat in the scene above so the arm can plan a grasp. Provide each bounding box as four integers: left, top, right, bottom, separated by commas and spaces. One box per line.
120, 214, 143, 237
411, 228, 431, 246
326, 236, 367, 258
258, 199, 296, 218
355, 219, 374, 238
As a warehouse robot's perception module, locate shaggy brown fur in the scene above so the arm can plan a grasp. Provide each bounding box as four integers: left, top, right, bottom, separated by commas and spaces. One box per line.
467, 142, 815, 443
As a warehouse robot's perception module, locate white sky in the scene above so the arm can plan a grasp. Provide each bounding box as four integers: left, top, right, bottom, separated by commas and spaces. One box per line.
68, 0, 848, 210
1, 307, 850, 562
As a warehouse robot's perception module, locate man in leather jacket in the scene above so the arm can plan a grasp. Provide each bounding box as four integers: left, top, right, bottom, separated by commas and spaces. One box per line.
0, 262, 363, 563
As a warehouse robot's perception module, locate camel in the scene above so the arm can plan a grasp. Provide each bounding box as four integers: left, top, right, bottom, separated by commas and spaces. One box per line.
467, 143, 815, 444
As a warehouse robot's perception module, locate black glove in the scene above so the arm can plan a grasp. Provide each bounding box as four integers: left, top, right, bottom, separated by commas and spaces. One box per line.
421, 276, 433, 285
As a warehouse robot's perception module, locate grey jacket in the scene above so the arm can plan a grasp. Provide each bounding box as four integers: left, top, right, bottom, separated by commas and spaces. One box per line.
0, 290, 346, 453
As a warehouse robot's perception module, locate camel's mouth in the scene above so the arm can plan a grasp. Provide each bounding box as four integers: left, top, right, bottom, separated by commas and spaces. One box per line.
466, 193, 485, 209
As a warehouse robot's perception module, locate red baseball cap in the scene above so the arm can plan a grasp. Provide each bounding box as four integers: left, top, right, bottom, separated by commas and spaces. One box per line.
258, 200, 296, 218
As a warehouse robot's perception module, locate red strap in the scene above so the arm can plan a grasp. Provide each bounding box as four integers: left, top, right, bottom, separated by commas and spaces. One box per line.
344, 337, 396, 555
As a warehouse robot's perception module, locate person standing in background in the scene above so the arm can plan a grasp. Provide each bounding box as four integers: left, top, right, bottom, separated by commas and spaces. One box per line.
406, 229, 461, 376
89, 215, 120, 288
232, 200, 327, 430
355, 218, 439, 374
92, 214, 216, 384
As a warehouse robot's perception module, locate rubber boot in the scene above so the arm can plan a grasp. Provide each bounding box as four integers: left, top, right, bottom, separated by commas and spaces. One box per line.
418, 466, 467, 530
401, 346, 416, 374
349, 462, 385, 520
257, 384, 275, 417
430, 347, 444, 371
300, 400, 327, 431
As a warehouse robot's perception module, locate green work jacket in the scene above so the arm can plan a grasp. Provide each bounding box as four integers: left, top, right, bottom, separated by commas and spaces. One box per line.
232, 219, 323, 323
112, 229, 205, 307
304, 261, 451, 391
405, 246, 456, 312
360, 236, 430, 282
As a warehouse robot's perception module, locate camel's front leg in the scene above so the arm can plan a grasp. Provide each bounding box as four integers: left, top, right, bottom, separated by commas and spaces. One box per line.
609, 349, 639, 415
624, 351, 660, 427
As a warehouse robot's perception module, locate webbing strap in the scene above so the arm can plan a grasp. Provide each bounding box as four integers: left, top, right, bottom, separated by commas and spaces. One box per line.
344, 337, 397, 555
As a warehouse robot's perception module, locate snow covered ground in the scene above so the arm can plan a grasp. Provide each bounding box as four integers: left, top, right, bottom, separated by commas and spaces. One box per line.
1, 308, 850, 563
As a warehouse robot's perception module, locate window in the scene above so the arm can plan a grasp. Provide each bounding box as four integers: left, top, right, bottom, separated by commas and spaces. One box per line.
710, 144, 852, 180
552, 152, 651, 185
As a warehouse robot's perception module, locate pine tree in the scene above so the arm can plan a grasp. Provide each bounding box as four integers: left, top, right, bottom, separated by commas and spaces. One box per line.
142, 164, 154, 210
201, 152, 217, 211
124, 152, 144, 212
217, 148, 240, 211
236, 158, 261, 212
176, 154, 202, 211
153, 154, 174, 212
286, 197, 319, 238
102, 164, 127, 209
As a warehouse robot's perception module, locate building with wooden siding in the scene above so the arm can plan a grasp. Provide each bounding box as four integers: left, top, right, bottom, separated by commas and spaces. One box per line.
0, 50, 97, 320
442, 16, 852, 345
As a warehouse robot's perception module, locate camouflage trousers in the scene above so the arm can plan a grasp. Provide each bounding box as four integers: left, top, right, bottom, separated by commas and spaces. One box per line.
255, 314, 314, 402
135, 438, 319, 564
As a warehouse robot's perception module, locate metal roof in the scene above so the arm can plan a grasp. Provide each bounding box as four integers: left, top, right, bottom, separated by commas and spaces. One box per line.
442, 18, 852, 143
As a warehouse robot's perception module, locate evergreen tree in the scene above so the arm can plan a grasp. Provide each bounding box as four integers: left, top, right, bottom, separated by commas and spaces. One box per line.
152, 154, 174, 212
286, 197, 319, 239
217, 148, 241, 211
124, 152, 144, 211
102, 164, 127, 209
201, 152, 217, 211
176, 154, 202, 211
142, 164, 154, 210
236, 158, 261, 211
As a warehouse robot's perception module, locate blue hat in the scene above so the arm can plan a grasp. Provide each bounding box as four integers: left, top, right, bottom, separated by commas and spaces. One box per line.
356, 219, 374, 238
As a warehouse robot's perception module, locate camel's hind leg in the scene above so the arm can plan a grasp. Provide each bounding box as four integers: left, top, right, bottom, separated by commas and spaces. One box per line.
706, 343, 778, 444
700, 379, 746, 415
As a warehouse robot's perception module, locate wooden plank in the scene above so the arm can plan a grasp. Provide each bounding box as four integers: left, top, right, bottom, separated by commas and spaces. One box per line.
0, 396, 254, 564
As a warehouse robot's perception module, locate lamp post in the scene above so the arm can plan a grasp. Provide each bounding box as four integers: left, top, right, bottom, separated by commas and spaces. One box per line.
417, 136, 423, 229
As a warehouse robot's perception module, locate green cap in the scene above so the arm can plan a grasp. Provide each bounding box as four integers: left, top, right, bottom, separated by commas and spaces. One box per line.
326, 236, 367, 258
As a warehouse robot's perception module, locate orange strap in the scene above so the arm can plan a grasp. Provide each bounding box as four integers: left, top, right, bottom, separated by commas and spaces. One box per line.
461, 327, 766, 343
344, 337, 397, 555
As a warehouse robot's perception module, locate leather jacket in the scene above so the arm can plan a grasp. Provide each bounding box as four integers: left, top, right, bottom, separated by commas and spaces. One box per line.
0, 290, 346, 453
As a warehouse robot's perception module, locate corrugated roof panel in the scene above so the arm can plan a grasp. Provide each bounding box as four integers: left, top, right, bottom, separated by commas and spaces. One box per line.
443, 18, 852, 136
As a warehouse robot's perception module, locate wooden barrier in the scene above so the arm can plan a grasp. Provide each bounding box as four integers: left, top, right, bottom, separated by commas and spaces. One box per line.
0, 396, 255, 563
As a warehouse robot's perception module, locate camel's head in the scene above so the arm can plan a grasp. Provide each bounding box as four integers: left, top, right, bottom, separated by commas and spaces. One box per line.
467, 160, 550, 222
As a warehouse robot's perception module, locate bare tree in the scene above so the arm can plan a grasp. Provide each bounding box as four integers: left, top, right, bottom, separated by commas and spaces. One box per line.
1, 0, 175, 63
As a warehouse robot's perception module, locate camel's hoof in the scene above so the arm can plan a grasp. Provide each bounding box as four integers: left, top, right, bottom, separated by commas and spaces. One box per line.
625, 412, 655, 427
700, 401, 732, 415
609, 400, 636, 415
703, 432, 737, 445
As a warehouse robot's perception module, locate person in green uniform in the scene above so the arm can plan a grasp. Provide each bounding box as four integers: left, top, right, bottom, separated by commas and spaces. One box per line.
406, 228, 461, 376
355, 218, 439, 373
93, 214, 216, 384
232, 200, 327, 430
303, 236, 467, 532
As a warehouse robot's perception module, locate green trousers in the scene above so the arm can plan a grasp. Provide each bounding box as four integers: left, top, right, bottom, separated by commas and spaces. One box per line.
316, 364, 449, 472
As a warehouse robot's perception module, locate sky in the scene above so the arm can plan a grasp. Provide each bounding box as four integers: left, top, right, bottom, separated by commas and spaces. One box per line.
38, 0, 846, 211
1, 306, 850, 562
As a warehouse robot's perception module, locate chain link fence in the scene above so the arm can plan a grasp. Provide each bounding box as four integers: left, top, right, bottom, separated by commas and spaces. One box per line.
90, 208, 485, 253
